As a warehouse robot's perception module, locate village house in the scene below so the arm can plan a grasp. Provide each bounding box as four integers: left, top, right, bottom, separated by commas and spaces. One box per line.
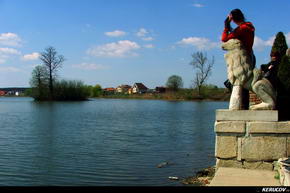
116, 85, 131, 94
103, 87, 116, 95
0, 88, 27, 96
132, 83, 148, 94
0, 90, 6, 96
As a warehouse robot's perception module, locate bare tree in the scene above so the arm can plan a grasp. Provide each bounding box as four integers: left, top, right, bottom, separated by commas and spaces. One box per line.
39, 46, 65, 99
190, 52, 214, 96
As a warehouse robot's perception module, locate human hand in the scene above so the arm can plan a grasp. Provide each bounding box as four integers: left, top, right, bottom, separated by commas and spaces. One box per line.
228, 14, 233, 22
268, 65, 274, 70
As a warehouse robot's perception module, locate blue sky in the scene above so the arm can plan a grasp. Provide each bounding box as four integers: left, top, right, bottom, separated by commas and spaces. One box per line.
0, 0, 289, 88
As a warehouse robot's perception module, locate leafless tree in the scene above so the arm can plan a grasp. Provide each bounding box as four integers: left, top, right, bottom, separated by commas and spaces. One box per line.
39, 46, 65, 99
190, 52, 214, 96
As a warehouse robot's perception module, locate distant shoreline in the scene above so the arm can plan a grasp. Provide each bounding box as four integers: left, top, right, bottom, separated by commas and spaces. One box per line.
0, 96, 229, 102
96, 93, 230, 102
0, 96, 230, 102
0, 91, 231, 102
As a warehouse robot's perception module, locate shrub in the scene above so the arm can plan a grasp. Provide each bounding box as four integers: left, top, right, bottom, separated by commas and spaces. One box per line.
52, 80, 90, 101
278, 55, 290, 93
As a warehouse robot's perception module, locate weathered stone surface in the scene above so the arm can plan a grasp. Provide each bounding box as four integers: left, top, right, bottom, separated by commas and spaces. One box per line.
215, 136, 237, 159
216, 159, 243, 168
287, 138, 290, 157
215, 121, 246, 133
237, 138, 242, 161
243, 161, 274, 170
248, 122, 290, 134
241, 136, 286, 161
216, 109, 278, 122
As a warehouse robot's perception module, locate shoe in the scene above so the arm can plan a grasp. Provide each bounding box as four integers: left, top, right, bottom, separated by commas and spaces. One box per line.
279, 158, 290, 167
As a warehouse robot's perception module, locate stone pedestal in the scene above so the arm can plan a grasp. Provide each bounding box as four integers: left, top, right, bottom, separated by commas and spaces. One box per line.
215, 109, 290, 170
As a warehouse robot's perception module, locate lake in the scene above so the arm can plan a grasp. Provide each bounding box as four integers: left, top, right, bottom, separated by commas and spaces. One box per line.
0, 97, 228, 186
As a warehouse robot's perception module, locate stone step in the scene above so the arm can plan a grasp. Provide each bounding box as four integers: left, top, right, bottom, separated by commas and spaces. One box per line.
216, 109, 278, 122
209, 167, 280, 186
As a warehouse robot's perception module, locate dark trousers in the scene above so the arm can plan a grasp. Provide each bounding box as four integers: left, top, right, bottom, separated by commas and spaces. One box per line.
242, 54, 255, 110
241, 89, 249, 110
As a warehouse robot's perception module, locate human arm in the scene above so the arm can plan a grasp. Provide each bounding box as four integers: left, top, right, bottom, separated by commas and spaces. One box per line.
224, 15, 232, 31
221, 24, 245, 42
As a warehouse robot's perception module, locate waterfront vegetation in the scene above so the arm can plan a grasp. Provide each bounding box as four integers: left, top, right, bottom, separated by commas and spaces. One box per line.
24, 83, 230, 101
101, 85, 230, 101
26, 81, 102, 101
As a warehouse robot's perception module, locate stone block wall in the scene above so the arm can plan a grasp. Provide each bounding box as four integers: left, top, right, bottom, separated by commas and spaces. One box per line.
215, 110, 290, 171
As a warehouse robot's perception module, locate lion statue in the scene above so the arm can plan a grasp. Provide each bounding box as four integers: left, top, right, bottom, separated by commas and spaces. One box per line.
287, 48, 290, 56
222, 39, 276, 110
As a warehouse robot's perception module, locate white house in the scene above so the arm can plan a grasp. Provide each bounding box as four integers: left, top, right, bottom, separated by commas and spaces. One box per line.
132, 83, 148, 94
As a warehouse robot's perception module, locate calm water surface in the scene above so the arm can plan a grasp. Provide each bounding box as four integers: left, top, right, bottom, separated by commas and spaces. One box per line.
0, 97, 228, 186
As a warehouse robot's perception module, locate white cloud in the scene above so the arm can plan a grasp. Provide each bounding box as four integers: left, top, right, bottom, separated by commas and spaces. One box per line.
0, 33, 22, 47
87, 40, 141, 58
253, 36, 275, 51
136, 28, 148, 37
178, 37, 219, 50
73, 63, 107, 70
0, 47, 21, 64
144, 44, 154, 49
136, 28, 155, 41
0, 47, 21, 55
105, 30, 126, 37
192, 3, 204, 8
22, 52, 40, 61
0, 66, 21, 72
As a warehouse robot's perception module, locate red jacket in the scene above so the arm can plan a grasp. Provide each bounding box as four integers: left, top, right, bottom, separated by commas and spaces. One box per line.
222, 22, 255, 55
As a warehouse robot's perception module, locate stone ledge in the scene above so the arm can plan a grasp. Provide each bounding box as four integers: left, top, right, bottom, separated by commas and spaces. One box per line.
216, 159, 274, 170
216, 109, 278, 122
248, 122, 290, 134
215, 121, 246, 133
216, 159, 243, 169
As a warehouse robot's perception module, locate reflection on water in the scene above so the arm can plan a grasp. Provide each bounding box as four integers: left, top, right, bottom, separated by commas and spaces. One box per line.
0, 97, 228, 186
